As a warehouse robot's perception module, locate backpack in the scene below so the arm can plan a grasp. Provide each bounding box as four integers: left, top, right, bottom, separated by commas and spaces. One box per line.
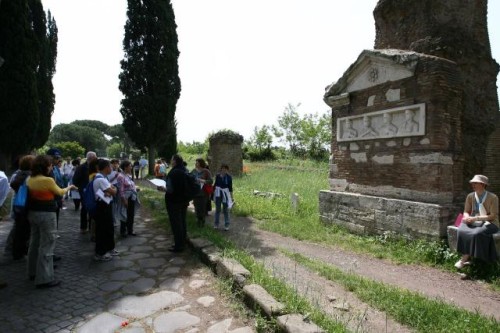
184, 172, 201, 202
159, 164, 166, 176
13, 178, 29, 216
82, 174, 104, 218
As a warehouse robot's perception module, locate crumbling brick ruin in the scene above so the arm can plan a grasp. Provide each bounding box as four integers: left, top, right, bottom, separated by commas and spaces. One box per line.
319, 0, 499, 239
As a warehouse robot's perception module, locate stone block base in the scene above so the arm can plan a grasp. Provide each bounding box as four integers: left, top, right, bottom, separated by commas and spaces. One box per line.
319, 190, 454, 239
447, 225, 500, 256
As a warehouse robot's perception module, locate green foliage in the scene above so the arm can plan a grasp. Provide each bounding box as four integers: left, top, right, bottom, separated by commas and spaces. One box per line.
245, 126, 276, 161
107, 143, 123, 159
178, 141, 208, 155
30, 0, 57, 147
0, 0, 39, 162
71, 120, 110, 133
208, 129, 244, 143
48, 123, 107, 153
51, 141, 85, 159
119, 0, 180, 158
244, 103, 331, 161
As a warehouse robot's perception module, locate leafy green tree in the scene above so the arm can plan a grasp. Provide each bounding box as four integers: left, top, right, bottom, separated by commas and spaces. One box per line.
246, 125, 276, 161
249, 125, 274, 153
107, 143, 123, 159
0, 0, 39, 168
273, 103, 302, 154
298, 112, 331, 160
52, 141, 85, 159
119, 0, 181, 173
48, 123, 107, 153
71, 120, 109, 133
108, 124, 135, 155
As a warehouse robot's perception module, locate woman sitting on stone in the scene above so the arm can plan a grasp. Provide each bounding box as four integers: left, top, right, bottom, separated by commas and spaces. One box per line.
455, 174, 499, 269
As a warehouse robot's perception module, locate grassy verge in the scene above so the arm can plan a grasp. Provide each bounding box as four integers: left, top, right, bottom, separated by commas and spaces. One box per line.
283, 250, 500, 333
232, 161, 500, 288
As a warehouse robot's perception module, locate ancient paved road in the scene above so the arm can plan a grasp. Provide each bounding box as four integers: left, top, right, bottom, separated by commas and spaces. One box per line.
0, 203, 254, 333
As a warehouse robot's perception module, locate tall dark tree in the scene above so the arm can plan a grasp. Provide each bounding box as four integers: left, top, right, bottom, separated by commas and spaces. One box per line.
30, 1, 58, 146
119, 0, 181, 171
0, 0, 39, 169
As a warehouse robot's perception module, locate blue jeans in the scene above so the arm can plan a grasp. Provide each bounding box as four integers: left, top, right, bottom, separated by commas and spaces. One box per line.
27, 211, 57, 285
214, 196, 230, 227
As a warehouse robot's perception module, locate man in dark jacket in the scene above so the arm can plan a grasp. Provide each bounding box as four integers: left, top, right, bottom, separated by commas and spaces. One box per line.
72, 151, 97, 233
158, 154, 188, 252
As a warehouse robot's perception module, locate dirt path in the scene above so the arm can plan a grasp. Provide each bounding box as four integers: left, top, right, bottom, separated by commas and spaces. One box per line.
221, 215, 500, 330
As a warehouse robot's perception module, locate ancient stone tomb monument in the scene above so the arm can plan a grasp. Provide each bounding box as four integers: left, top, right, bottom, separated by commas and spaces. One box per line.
208, 130, 244, 177
320, 49, 464, 239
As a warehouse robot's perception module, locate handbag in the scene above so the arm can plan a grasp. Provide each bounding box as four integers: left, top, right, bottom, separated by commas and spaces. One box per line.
454, 213, 463, 227
203, 184, 214, 195
13, 178, 29, 215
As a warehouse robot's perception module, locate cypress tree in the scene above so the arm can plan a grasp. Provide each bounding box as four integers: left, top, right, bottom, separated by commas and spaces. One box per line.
0, 0, 39, 166
119, 0, 181, 166
29, 0, 57, 147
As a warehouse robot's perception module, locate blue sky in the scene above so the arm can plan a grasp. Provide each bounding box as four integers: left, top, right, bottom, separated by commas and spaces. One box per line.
42, 0, 500, 143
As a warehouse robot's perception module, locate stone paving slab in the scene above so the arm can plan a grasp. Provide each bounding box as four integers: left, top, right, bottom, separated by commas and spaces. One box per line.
0, 201, 255, 333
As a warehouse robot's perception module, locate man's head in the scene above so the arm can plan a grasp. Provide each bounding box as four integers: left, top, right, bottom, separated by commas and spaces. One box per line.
86, 151, 97, 163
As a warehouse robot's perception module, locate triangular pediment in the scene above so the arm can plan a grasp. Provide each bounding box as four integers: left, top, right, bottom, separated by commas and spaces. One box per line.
324, 49, 420, 102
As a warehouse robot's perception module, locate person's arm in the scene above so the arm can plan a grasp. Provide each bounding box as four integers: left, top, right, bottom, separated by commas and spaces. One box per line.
46, 177, 76, 196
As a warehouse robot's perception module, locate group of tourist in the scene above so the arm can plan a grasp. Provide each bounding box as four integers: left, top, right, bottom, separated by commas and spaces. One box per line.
1, 150, 141, 289
156, 154, 234, 252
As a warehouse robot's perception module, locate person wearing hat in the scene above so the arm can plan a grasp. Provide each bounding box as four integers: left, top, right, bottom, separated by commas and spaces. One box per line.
455, 174, 499, 269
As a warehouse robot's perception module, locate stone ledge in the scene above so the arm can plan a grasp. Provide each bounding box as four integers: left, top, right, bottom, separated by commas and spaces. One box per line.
242, 284, 286, 318
277, 314, 325, 333
447, 225, 500, 257
188, 238, 325, 332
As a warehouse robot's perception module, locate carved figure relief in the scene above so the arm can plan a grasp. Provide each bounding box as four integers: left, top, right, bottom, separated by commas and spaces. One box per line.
343, 118, 358, 139
336, 103, 425, 142
399, 109, 419, 134
360, 116, 378, 138
379, 113, 397, 136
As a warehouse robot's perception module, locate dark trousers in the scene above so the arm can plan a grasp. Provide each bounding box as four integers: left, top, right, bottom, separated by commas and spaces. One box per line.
120, 198, 136, 235
166, 200, 187, 250
79, 190, 90, 231
94, 201, 115, 256
12, 214, 30, 259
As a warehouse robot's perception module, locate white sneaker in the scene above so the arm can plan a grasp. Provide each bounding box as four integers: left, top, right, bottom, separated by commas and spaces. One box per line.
213, 225, 219, 229
224, 226, 229, 231
94, 253, 112, 261
108, 249, 120, 256
454, 259, 471, 269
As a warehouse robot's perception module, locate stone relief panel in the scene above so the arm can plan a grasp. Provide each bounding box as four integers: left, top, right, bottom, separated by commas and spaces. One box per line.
337, 103, 425, 142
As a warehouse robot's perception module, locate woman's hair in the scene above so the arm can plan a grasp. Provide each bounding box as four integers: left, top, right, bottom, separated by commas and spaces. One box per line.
31, 155, 52, 177
120, 160, 131, 171
97, 158, 111, 171
72, 159, 80, 166
196, 158, 207, 169
88, 159, 99, 174
19, 155, 35, 171
171, 154, 184, 166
